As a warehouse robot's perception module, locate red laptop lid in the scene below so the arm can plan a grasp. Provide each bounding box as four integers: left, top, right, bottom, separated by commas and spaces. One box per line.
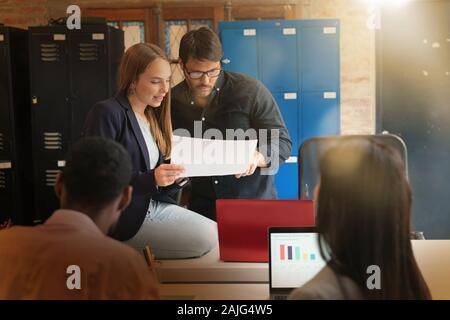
216, 200, 315, 262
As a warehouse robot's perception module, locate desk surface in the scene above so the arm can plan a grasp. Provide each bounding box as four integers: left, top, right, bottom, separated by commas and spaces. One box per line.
156, 240, 450, 300
155, 245, 268, 283
412, 240, 450, 300
158, 283, 269, 300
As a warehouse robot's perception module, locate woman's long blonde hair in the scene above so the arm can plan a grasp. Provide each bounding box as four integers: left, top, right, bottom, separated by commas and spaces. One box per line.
118, 43, 172, 159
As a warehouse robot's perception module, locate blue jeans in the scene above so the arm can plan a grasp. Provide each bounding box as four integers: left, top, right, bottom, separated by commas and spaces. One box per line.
125, 200, 218, 259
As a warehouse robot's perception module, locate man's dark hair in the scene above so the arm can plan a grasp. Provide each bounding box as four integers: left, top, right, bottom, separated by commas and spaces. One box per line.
179, 27, 223, 63
61, 137, 132, 210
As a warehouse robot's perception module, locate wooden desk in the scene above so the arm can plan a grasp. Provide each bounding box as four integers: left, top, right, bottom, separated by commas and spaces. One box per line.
412, 240, 450, 300
158, 283, 269, 300
154, 245, 268, 283
156, 240, 450, 300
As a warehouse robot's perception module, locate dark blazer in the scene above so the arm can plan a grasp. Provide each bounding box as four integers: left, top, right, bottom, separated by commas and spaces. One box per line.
82, 92, 180, 241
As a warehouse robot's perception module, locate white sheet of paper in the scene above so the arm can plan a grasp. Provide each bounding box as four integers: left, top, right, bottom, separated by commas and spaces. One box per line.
171, 136, 258, 177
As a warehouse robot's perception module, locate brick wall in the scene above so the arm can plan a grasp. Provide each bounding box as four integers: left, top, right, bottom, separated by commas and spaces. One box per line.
0, 0, 49, 29
0, 0, 376, 134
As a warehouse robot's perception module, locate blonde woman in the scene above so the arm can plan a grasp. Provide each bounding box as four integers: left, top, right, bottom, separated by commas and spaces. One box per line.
83, 43, 217, 259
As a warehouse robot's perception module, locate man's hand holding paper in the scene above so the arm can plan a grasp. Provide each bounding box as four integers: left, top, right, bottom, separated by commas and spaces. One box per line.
235, 150, 268, 179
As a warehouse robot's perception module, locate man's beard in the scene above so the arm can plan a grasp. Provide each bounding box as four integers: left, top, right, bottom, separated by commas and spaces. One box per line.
187, 80, 213, 97
194, 85, 213, 97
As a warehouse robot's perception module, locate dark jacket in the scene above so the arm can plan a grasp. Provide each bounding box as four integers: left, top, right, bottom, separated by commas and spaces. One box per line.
171, 71, 292, 219
82, 92, 180, 241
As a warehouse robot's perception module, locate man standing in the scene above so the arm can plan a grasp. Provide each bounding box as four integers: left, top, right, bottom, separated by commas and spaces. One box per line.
171, 27, 292, 220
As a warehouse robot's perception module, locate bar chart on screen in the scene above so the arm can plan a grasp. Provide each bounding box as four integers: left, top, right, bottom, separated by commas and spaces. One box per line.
270, 233, 326, 288
279, 244, 318, 262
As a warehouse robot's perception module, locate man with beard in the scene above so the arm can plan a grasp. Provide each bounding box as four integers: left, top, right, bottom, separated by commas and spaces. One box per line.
171, 27, 292, 220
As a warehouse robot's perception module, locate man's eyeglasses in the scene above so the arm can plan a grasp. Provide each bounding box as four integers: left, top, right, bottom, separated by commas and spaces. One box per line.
185, 68, 222, 79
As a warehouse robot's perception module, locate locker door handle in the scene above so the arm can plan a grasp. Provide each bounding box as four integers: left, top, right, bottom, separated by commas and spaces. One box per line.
0, 162, 12, 170
286, 156, 298, 163
222, 58, 231, 64
243, 29, 256, 36
283, 28, 296, 35
57, 160, 66, 168
284, 93, 297, 100
53, 34, 66, 41
323, 92, 337, 99
92, 33, 105, 40
323, 27, 337, 34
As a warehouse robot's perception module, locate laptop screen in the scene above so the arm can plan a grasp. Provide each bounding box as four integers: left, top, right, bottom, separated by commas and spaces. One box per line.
269, 229, 326, 290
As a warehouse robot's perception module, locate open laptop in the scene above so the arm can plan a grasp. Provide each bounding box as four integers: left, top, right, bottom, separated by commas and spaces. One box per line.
217, 200, 315, 262
268, 226, 326, 300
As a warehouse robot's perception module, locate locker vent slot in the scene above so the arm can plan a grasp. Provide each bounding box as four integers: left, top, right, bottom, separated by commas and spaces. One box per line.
45, 169, 60, 187
0, 171, 5, 189
43, 132, 63, 150
78, 43, 99, 62
40, 44, 60, 62
0, 133, 3, 151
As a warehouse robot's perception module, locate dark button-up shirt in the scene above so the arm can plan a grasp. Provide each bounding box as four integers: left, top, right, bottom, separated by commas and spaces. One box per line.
171, 71, 292, 219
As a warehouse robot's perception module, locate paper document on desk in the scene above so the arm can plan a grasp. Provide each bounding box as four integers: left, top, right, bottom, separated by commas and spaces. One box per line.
171, 135, 258, 177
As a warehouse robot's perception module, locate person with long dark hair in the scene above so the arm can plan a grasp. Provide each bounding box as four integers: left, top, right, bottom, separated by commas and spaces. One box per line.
83, 43, 217, 259
289, 137, 431, 299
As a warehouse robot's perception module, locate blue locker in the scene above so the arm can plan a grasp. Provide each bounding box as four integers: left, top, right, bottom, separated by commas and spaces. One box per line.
221, 28, 258, 78
273, 91, 300, 200
219, 20, 340, 200
302, 92, 340, 141
301, 26, 339, 91
300, 22, 340, 159
275, 162, 298, 200
260, 27, 298, 92
272, 92, 300, 150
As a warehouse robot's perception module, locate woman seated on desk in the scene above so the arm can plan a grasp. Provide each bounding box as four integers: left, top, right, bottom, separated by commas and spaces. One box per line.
83, 43, 217, 259
289, 137, 431, 300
